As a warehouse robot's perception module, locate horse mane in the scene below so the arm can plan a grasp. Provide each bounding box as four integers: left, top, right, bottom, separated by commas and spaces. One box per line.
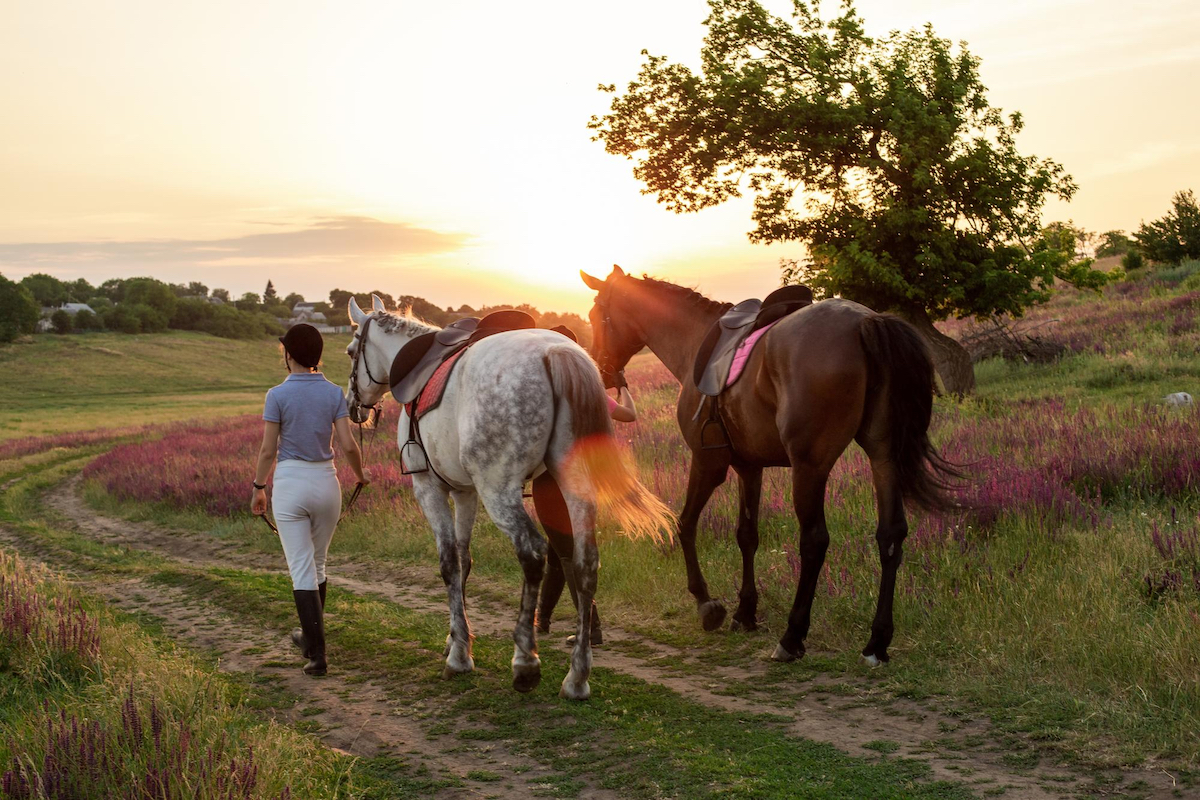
373, 308, 438, 336
635, 275, 733, 316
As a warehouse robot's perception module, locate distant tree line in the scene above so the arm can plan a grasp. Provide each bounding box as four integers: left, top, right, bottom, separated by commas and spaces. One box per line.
0, 273, 593, 347
325, 289, 592, 348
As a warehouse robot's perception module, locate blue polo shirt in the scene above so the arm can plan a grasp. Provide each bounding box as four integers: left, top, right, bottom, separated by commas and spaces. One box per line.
263, 373, 349, 462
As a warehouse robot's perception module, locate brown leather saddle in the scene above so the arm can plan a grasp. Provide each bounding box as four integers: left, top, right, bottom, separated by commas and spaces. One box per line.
389, 309, 536, 409
693, 285, 813, 398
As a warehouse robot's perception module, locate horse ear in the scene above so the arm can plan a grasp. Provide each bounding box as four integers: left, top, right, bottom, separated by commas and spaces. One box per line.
348, 296, 367, 326
371, 294, 386, 312
609, 264, 625, 278
580, 270, 606, 291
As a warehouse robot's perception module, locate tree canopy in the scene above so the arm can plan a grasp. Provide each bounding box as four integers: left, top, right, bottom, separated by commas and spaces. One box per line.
590, 0, 1104, 392
1135, 190, 1200, 265
0, 273, 40, 343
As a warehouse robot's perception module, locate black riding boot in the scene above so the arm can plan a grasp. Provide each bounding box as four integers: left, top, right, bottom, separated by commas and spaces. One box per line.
292, 589, 327, 675
292, 580, 326, 656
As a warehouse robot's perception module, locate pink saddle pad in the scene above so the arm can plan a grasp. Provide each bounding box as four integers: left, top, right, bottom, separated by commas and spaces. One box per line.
727, 320, 779, 387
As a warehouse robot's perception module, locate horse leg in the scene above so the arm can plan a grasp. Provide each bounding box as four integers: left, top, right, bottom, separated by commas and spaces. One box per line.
679, 453, 731, 631
730, 465, 763, 632
478, 487, 547, 693
559, 491, 599, 701
774, 465, 830, 662
452, 486, 478, 612
414, 477, 473, 677
531, 473, 570, 634
861, 458, 908, 665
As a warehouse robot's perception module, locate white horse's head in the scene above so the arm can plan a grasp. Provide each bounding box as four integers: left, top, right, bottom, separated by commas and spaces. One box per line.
344, 294, 436, 423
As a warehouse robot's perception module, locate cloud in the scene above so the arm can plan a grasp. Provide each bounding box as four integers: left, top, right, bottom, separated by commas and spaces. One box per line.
0, 216, 470, 269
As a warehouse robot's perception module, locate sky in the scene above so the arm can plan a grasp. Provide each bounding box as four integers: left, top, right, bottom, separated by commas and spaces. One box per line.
2, 0, 1198, 314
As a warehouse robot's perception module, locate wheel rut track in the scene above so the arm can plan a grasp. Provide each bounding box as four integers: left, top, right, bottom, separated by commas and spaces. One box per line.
24, 474, 1186, 799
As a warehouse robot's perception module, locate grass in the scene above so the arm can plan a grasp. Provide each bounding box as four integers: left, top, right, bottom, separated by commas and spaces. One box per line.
0, 451, 972, 799
0, 330, 331, 440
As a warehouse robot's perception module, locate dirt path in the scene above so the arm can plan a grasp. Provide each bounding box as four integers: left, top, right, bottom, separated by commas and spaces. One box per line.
25, 475, 1187, 799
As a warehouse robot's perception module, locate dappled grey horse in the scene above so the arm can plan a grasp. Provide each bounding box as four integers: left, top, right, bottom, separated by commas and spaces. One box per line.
344, 295, 673, 699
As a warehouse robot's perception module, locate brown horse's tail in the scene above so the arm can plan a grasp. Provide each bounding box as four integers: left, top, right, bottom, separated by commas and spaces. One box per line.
543, 346, 676, 543
858, 314, 962, 511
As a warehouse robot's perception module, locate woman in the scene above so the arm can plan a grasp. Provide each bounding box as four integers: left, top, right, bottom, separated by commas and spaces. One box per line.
534, 365, 637, 645
251, 323, 370, 676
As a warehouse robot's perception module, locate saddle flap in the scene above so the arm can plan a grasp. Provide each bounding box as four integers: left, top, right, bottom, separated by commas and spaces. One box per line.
718, 299, 762, 330
435, 317, 478, 346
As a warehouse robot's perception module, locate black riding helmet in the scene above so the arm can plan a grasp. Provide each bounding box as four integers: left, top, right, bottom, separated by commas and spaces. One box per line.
279, 323, 323, 368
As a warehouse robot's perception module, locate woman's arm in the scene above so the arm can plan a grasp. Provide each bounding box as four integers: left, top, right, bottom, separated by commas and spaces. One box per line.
610, 382, 637, 423
251, 422, 280, 515
334, 417, 371, 484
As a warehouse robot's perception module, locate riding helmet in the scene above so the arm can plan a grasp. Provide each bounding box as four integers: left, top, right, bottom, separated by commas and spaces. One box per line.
279, 323, 324, 368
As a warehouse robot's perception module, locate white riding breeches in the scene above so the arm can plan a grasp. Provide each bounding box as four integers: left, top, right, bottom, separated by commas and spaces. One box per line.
272, 459, 341, 590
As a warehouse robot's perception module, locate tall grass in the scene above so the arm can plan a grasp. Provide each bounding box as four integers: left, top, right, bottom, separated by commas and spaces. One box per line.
0, 549, 346, 798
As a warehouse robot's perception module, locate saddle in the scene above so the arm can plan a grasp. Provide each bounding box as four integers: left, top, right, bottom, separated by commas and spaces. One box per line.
693, 285, 813, 397
389, 309, 537, 417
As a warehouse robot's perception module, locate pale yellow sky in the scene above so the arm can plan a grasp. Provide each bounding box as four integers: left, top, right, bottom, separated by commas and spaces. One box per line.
2, 0, 1197, 313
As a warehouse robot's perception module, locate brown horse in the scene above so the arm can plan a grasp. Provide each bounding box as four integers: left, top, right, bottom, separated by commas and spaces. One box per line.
581, 266, 958, 664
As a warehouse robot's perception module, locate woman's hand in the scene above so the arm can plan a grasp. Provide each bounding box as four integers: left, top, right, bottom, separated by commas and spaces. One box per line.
251, 488, 268, 516
357, 467, 373, 486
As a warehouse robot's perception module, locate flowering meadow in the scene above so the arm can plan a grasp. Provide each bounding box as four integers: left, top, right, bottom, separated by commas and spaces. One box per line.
70, 270, 1200, 762
0, 550, 330, 800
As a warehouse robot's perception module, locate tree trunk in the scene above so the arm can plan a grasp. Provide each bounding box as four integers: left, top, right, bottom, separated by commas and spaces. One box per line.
897, 309, 976, 397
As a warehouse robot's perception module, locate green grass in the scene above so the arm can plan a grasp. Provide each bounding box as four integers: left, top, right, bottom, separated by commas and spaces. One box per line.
0, 452, 972, 799
0, 330, 335, 439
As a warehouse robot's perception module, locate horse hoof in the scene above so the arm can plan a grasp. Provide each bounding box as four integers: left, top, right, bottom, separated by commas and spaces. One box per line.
699, 601, 727, 632
771, 643, 801, 662
442, 656, 474, 680
559, 679, 591, 701
861, 654, 881, 668
730, 616, 757, 633
512, 663, 542, 693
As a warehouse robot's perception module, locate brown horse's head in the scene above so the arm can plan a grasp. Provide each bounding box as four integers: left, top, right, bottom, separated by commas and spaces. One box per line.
581, 265, 645, 388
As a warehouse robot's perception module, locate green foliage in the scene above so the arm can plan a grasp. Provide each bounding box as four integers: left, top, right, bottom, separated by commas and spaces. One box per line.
263, 279, 277, 301
211, 287, 230, 303
234, 292, 260, 312
72, 309, 99, 331
104, 305, 143, 334
87, 296, 113, 312
1122, 250, 1145, 272
19, 272, 70, 307
283, 292, 304, 308
122, 277, 177, 319
50, 309, 73, 334
129, 303, 169, 333
591, 0, 1085, 321
0, 273, 40, 343
1096, 230, 1133, 258
1135, 189, 1200, 264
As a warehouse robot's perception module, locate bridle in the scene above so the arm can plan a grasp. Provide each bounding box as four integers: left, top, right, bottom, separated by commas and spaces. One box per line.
348, 314, 387, 425
591, 283, 622, 387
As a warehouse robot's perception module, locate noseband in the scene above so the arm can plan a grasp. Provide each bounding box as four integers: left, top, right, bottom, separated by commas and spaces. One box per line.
349, 315, 388, 424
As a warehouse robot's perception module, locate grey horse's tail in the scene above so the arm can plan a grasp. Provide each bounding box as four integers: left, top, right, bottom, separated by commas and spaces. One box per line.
543, 346, 675, 543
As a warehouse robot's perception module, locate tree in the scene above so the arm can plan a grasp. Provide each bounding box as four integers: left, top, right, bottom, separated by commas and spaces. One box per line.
235, 292, 261, 312
264, 279, 277, 301
0, 273, 40, 342
19, 273, 69, 307
211, 288, 231, 302
1095, 230, 1133, 259
67, 278, 95, 303
50, 309, 73, 334
123, 277, 177, 319
73, 309, 99, 331
188, 281, 209, 297
283, 292, 305, 308
1135, 190, 1200, 264
589, 0, 1103, 394
98, 278, 127, 302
